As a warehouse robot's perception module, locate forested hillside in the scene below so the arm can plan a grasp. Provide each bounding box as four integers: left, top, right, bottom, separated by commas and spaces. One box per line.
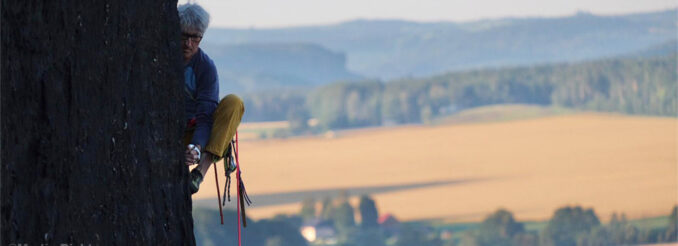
243, 53, 677, 129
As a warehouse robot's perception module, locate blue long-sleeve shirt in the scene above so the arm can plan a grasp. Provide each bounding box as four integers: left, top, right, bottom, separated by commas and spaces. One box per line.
185, 48, 219, 148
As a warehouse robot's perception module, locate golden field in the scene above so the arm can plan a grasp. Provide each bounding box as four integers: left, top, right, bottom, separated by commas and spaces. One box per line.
193, 113, 677, 222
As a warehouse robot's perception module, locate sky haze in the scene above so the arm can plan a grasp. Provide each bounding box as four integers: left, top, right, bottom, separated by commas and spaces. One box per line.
178, 0, 677, 28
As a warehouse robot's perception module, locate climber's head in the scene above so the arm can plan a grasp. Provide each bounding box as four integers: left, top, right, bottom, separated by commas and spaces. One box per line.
178, 3, 210, 62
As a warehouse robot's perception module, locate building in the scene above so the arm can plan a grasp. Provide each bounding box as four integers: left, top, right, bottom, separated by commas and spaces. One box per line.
300, 219, 337, 245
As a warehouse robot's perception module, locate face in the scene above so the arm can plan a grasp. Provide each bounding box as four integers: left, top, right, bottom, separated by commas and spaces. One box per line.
182, 30, 203, 62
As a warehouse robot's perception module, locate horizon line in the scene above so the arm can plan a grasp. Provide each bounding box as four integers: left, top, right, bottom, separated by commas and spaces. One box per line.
206, 7, 677, 30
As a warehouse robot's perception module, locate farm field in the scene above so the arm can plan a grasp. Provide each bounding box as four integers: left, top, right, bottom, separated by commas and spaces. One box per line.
193, 112, 677, 222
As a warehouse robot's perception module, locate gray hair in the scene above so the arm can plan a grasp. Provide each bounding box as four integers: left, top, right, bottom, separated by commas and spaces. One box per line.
177, 3, 210, 34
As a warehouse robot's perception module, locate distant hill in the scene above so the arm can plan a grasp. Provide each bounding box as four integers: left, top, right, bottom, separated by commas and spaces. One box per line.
241, 50, 676, 124
201, 43, 362, 94
625, 39, 677, 58
203, 9, 677, 80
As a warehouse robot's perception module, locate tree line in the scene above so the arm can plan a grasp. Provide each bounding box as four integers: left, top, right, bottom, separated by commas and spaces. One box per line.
458, 205, 678, 246
296, 200, 678, 246
192, 193, 677, 246
241, 54, 676, 132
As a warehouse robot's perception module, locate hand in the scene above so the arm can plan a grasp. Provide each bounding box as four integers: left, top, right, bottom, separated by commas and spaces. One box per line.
185, 144, 201, 166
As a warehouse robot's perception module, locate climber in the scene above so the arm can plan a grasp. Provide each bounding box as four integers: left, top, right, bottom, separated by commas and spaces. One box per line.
179, 3, 245, 194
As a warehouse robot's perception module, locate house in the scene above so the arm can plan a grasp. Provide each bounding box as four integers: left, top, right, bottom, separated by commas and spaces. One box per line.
300, 219, 337, 245
378, 213, 399, 227
378, 213, 401, 237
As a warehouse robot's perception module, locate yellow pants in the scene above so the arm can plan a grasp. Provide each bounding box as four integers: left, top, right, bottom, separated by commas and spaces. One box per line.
184, 94, 245, 158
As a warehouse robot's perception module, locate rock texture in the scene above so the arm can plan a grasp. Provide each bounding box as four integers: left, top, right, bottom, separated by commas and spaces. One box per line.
1, 0, 195, 245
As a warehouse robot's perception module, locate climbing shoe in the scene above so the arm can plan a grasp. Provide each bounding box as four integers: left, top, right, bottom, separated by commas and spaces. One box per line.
189, 168, 203, 194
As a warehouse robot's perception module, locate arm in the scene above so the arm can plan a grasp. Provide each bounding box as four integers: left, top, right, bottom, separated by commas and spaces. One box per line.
190, 60, 219, 148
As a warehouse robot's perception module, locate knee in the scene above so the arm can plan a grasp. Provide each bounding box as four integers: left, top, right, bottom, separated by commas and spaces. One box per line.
219, 94, 245, 113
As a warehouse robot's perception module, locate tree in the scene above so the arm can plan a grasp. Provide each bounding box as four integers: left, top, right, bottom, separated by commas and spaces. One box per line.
574, 212, 642, 246
334, 227, 386, 246
395, 225, 441, 246
459, 232, 480, 246
300, 198, 317, 221
476, 209, 525, 246
512, 233, 538, 246
334, 201, 356, 231
542, 206, 601, 246
607, 212, 629, 244
666, 205, 678, 242
321, 197, 334, 220
352, 228, 386, 246
576, 227, 612, 246
359, 195, 379, 228
287, 106, 310, 133
623, 224, 639, 244
254, 219, 309, 246
1, 0, 193, 244
638, 228, 663, 243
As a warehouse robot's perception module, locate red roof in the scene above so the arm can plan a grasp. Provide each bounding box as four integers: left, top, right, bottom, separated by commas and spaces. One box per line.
378, 213, 399, 225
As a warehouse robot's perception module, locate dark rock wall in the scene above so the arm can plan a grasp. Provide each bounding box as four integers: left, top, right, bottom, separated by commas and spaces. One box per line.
1, 0, 195, 245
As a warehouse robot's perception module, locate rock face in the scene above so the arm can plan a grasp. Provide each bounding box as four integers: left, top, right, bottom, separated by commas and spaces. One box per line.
1, 1, 195, 245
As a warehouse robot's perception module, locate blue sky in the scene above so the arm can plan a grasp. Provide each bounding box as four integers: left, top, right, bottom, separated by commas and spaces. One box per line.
178, 0, 677, 28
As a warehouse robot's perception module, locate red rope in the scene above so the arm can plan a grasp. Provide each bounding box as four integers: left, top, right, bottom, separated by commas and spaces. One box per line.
235, 131, 242, 246
214, 159, 224, 224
